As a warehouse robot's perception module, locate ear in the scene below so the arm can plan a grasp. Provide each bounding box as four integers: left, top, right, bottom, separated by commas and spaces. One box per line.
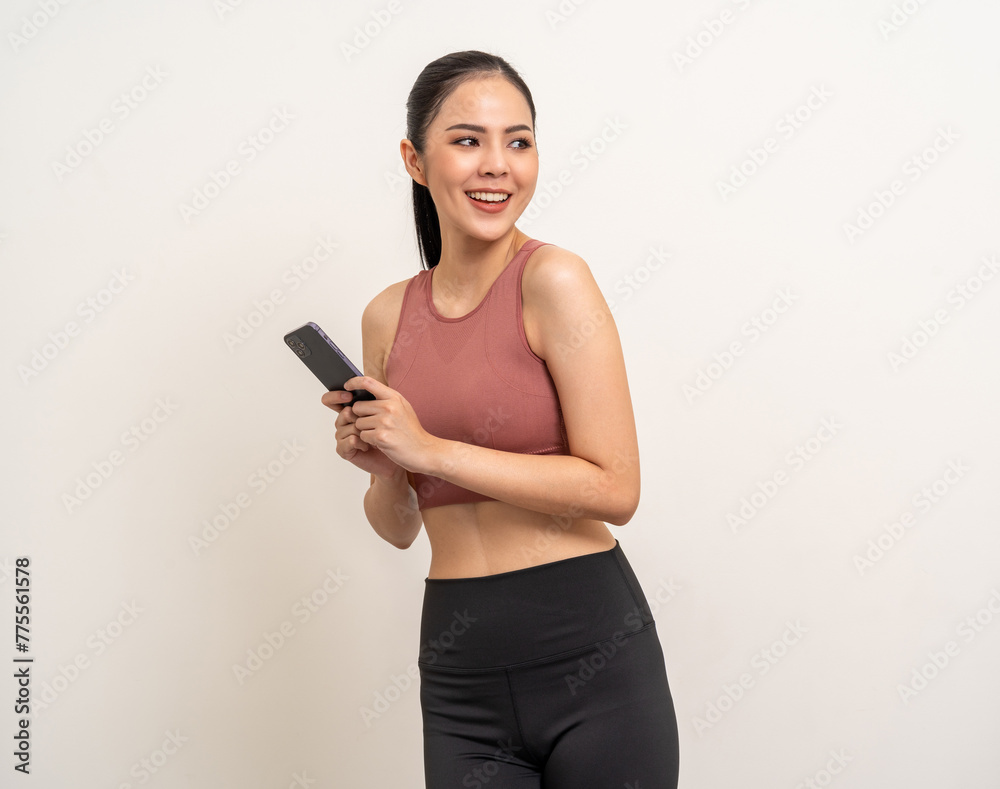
400, 139, 428, 187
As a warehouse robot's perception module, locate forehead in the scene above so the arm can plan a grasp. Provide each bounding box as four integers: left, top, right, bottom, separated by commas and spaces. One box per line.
433, 76, 532, 128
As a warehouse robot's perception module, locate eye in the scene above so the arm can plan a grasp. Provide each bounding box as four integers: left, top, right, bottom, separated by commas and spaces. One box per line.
454, 137, 531, 151
452, 136, 534, 149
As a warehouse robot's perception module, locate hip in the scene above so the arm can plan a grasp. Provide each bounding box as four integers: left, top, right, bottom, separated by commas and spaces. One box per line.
418, 538, 657, 670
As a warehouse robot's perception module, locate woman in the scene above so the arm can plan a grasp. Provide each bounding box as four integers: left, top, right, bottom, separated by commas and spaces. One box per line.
323, 50, 679, 788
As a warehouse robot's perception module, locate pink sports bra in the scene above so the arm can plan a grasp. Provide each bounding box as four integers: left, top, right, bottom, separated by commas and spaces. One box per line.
384, 239, 570, 510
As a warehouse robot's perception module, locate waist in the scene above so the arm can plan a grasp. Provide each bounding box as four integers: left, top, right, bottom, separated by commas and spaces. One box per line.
418, 540, 655, 669
423, 510, 613, 578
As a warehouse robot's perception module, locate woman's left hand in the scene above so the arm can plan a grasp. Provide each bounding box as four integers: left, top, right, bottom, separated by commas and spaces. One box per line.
343, 376, 438, 474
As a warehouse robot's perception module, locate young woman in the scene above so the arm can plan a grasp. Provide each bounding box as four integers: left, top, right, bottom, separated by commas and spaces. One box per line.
323, 50, 679, 789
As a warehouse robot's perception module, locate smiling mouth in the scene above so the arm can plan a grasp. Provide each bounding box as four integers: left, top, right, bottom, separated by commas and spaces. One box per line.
465, 191, 510, 203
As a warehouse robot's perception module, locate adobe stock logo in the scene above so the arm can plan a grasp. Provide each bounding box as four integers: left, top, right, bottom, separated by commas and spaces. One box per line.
545, 0, 590, 30
887, 255, 998, 372
841, 127, 959, 244
878, 0, 931, 39
222, 236, 339, 352
361, 609, 478, 728
18, 267, 136, 385
7, 0, 71, 53
51, 66, 167, 181
119, 730, 189, 787
340, 1, 403, 62
716, 85, 833, 201
177, 107, 295, 223
693, 620, 808, 736
32, 601, 143, 715
232, 569, 349, 685
897, 588, 1000, 704
520, 117, 627, 227
852, 459, 968, 575
61, 397, 179, 513
727, 416, 842, 535
672, 0, 760, 72
190, 439, 305, 556
683, 288, 799, 404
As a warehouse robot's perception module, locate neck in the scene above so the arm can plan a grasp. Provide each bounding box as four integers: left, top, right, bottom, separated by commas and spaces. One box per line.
435, 226, 528, 284
430, 227, 529, 315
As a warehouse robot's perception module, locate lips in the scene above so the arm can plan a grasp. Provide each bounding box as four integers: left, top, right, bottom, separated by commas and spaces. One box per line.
465, 190, 510, 203
465, 190, 511, 213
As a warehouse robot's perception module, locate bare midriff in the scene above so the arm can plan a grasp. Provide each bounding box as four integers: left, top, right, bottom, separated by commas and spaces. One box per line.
420, 498, 616, 579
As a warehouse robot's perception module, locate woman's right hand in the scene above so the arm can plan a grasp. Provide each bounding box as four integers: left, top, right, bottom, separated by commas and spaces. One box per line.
322, 391, 402, 479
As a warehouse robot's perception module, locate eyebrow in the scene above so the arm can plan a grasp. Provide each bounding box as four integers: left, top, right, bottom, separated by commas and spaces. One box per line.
444, 123, 533, 134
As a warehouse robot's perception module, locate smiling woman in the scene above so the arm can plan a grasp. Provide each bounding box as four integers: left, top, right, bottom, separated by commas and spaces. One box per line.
321, 50, 680, 788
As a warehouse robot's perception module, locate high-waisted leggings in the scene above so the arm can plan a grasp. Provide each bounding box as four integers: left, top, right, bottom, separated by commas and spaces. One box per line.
418, 540, 679, 788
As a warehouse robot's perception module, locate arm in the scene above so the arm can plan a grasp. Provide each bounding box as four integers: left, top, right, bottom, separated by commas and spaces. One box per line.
362, 291, 423, 548
427, 248, 640, 525
363, 466, 421, 549
348, 249, 641, 526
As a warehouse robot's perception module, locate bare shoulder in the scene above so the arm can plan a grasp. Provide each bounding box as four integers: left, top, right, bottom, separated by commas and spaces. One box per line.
520, 243, 610, 361
519, 240, 638, 522
361, 276, 414, 381
521, 242, 597, 296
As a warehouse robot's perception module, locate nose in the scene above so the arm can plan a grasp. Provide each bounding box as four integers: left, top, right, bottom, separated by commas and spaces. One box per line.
478, 139, 509, 178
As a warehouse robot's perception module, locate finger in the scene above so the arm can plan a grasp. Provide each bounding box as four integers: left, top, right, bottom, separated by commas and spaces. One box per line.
322, 390, 355, 409
344, 375, 392, 399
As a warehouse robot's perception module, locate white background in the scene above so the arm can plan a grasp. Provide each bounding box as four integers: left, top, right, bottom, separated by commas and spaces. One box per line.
2, 0, 999, 787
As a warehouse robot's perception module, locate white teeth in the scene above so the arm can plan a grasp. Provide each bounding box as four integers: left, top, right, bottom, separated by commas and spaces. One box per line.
466, 191, 510, 203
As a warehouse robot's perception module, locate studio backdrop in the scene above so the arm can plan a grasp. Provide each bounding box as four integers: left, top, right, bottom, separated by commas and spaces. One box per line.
2, 1, 999, 787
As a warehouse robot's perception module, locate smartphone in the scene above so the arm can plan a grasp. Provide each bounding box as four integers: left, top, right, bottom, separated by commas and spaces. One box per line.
283, 322, 375, 404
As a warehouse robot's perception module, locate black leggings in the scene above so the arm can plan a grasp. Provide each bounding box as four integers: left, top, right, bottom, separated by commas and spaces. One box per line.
418, 540, 679, 788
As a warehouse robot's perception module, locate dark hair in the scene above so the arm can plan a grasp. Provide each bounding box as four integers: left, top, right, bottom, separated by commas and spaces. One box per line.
405, 50, 537, 269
